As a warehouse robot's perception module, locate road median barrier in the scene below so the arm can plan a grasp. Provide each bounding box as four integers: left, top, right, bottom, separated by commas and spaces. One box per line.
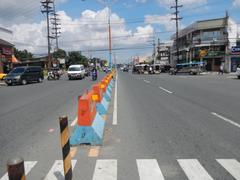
70, 71, 115, 146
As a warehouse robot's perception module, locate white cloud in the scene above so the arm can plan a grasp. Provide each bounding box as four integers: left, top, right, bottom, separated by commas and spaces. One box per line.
233, 0, 240, 7
145, 14, 176, 31
6, 8, 154, 55
0, 0, 68, 26
157, 0, 208, 8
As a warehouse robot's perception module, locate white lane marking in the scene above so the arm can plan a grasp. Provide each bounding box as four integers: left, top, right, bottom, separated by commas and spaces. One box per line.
70, 117, 77, 127
178, 159, 214, 180
217, 159, 240, 179
211, 112, 240, 129
92, 159, 117, 180
113, 73, 118, 125
144, 80, 150, 83
0, 161, 37, 180
44, 160, 77, 180
158, 86, 173, 94
137, 159, 165, 180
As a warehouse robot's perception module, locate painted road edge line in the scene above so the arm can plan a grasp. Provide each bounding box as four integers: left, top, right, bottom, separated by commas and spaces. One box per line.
113, 73, 118, 125
144, 80, 150, 83
211, 112, 240, 129
158, 86, 173, 94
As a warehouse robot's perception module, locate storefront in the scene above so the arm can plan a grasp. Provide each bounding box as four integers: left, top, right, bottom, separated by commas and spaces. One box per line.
0, 39, 15, 73
230, 46, 240, 72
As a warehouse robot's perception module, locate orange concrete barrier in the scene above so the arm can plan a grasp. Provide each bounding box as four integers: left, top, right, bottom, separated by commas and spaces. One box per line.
100, 80, 107, 93
77, 90, 97, 126
92, 84, 103, 103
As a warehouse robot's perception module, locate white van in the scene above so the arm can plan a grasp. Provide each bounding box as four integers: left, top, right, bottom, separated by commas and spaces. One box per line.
67, 64, 85, 80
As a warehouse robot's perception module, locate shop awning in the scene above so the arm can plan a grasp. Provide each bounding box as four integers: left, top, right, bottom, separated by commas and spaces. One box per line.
11, 55, 21, 64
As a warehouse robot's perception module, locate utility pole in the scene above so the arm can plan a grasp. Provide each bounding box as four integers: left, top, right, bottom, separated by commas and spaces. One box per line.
171, 0, 183, 65
157, 38, 161, 64
108, 6, 112, 70
51, 1, 61, 52
41, 0, 54, 69
152, 37, 156, 65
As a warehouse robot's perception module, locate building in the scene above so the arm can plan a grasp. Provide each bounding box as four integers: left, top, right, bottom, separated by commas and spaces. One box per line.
155, 41, 171, 66
0, 27, 17, 73
171, 14, 239, 72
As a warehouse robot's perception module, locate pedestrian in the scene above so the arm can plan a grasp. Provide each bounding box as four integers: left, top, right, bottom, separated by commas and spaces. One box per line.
219, 63, 224, 75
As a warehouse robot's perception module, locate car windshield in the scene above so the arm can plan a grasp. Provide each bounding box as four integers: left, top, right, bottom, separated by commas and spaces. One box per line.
69, 67, 80, 71
9, 67, 25, 74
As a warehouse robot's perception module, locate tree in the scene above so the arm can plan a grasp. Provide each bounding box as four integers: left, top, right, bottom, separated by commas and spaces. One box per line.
52, 48, 67, 59
67, 51, 88, 67
14, 48, 33, 61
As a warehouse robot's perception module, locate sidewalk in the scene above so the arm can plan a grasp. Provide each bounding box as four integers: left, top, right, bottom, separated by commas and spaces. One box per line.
0, 81, 6, 87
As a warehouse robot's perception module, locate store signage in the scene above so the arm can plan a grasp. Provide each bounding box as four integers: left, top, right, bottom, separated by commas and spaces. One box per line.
231, 46, 240, 54
2, 47, 13, 55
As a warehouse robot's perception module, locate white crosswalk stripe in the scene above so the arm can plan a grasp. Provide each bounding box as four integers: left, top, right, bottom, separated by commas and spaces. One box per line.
177, 159, 214, 180
44, 160, 77, 180
92, 159, 117, 180
1, 158, 240, 179
137, 159, 165, 180
0, 161, 37, 180
217, 159, 240, 180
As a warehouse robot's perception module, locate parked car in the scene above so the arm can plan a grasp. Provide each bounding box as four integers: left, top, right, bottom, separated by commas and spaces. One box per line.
236, 65, 240, 79
4, 66, 44, 86
0, 73, 7, 80
67, 64, 85, 80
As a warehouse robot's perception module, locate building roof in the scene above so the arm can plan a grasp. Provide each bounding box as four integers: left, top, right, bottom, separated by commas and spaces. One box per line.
0, 39, 14, 47
171, 17, 227, 40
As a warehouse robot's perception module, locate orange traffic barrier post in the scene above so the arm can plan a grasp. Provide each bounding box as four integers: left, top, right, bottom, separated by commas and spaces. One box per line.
77, 90, 97, 126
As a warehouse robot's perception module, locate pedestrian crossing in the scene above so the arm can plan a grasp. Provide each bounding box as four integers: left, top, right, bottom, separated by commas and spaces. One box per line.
1, 159, 240, 180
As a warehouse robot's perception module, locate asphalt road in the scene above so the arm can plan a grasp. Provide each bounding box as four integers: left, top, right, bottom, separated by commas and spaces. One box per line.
73, 72, 240, 180
1, 72, 240, 180
0, 74, 104, 178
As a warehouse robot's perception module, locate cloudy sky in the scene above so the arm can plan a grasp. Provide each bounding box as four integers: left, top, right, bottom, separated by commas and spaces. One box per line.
0, 0, 240, 62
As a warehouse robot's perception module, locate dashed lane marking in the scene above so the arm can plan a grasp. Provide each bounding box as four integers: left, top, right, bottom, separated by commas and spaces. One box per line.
158, 86, 173, 94
143, 80, 150, 83
211, 112, 240, 129
88, 146, 100, 157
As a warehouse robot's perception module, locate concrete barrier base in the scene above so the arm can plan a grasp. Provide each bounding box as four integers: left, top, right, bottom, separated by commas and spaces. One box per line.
70, 112, 105, 146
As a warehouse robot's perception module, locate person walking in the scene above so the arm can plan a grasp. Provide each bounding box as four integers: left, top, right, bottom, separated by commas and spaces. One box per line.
219, 63, 224, 75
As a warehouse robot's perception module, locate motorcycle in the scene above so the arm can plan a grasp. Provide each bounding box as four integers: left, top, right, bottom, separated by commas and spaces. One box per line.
92, 71, 97, 81
47, 69, 60, 80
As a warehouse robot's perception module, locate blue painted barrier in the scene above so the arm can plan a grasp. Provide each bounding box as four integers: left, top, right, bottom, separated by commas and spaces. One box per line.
70, 112, 105, 146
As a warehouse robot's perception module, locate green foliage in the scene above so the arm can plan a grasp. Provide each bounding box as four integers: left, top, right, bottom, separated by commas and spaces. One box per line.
53, 49, 67, 59
67, 51, 88, 67
14, 48, 33, 61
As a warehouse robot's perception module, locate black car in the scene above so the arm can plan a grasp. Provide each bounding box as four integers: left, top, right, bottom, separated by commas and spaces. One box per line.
4, 66, 44, 86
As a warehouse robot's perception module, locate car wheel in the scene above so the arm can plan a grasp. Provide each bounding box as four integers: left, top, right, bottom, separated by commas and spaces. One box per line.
21, 79, 27, 85
238, 76, 240, 79
38, 77, 43, 83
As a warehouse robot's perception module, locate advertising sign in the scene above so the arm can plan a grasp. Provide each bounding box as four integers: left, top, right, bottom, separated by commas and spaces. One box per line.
231, 46, 240, 55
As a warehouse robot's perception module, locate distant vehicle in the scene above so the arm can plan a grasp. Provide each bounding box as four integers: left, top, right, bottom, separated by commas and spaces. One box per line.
84, 67, 91, 77
169, 62, 203, 75
4, 66, 44, 86
67, 64, 85, 80
123, 67, 129, 72
132, 64, 149, 74
0, 73, 7, 80
236, 65, 240, 79
47, 67, 60, 80
153, 65, 161, 74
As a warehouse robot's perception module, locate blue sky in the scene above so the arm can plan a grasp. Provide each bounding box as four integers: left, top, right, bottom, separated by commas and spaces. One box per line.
1, 0, 240, 62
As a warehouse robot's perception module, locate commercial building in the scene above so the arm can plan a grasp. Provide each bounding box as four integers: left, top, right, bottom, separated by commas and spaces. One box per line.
171, 15, 239, 72
0, 27, 18, 73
